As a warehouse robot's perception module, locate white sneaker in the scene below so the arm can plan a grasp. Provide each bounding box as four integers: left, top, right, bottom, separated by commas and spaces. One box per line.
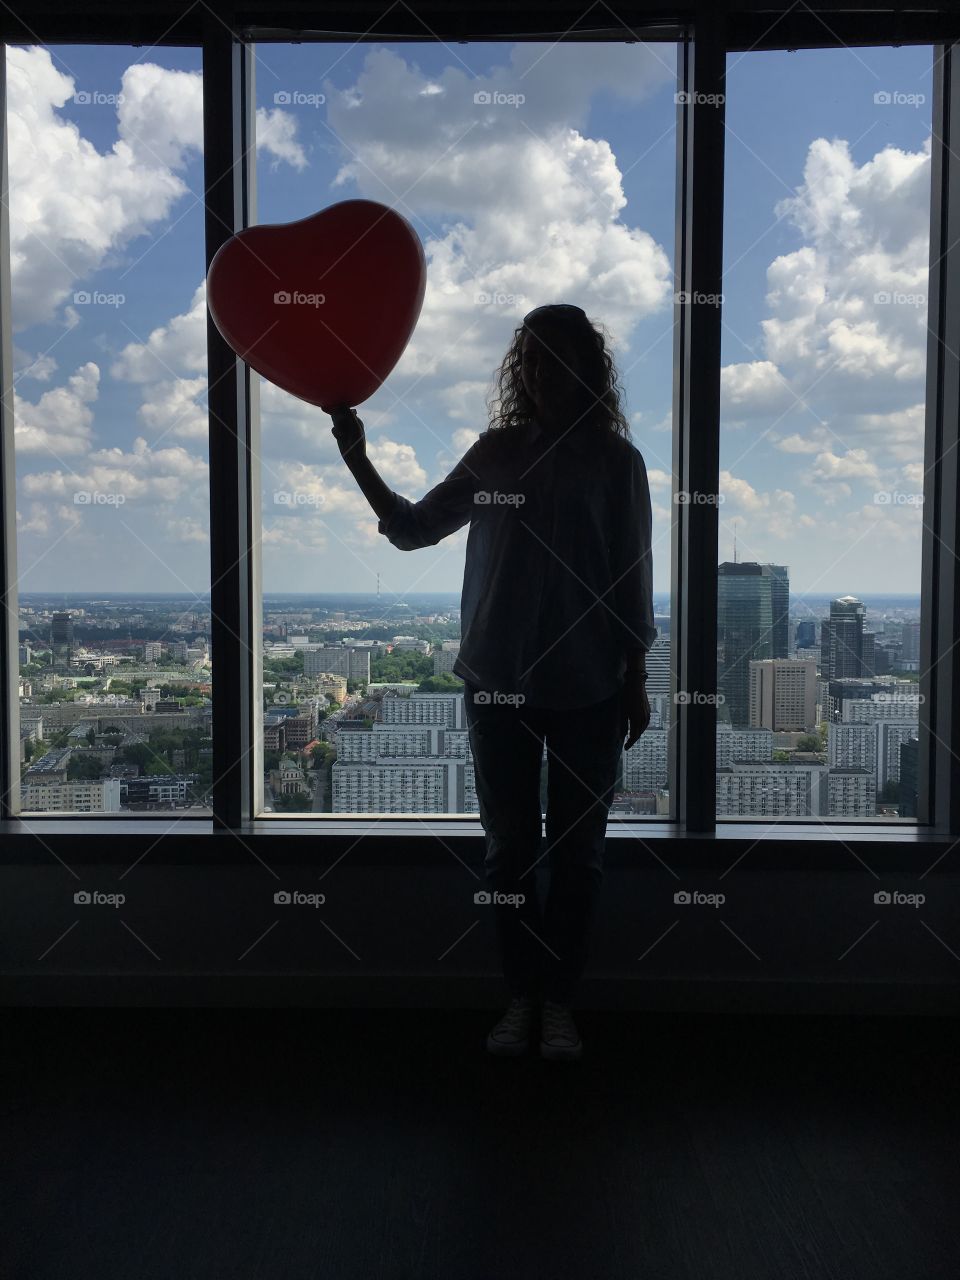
539, 1000, 583, 1061
486, 996, 537, 1056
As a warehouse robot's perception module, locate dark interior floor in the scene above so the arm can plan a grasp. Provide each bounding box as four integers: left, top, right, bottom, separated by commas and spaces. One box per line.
2, 1006, 958, 1280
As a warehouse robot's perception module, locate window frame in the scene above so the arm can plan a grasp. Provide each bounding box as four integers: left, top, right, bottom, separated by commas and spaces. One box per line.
0, 6, 957, 864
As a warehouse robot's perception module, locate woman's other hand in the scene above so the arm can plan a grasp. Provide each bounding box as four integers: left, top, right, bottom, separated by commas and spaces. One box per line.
623, 671, 651, 749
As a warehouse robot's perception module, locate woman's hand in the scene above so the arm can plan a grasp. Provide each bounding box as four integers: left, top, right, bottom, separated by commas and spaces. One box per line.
328, 404, 366, 461
622, 671, 651, 749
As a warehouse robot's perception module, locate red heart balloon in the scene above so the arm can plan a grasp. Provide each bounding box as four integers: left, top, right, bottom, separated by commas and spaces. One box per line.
207, 199, 426, 411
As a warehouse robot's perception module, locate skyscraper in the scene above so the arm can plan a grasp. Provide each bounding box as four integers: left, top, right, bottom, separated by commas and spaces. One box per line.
820, 595, 871, 680
51, 612, 74, 666
766, 564, 790, 659
795, 618, 816, 650
717, 562, 775, 727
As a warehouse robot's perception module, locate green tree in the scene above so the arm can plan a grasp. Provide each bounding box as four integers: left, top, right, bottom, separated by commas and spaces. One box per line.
67, 755, 105, 781
272, 791, 309, 811
417, 673, 464, 693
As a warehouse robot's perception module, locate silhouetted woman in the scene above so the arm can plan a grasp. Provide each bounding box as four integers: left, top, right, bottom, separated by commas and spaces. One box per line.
329, 303, 655, 1061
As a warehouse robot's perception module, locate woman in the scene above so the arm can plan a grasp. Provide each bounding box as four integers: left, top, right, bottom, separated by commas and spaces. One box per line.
329, 303, 655, 1062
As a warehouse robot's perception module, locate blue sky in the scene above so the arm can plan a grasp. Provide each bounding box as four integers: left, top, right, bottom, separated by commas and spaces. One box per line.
8, 40, 932, 600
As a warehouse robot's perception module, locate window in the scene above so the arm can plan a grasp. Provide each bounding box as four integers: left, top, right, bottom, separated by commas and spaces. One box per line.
716, 45, 932, 823
2, 11, 958, 848
6, 43, 212, 816
252, 39, 678, 819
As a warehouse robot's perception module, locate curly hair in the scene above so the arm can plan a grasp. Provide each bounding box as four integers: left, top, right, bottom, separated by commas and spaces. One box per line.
485, 308, 632, 441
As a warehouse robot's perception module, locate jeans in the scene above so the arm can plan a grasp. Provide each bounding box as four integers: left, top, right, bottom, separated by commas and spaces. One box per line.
464, 682, 627, 1005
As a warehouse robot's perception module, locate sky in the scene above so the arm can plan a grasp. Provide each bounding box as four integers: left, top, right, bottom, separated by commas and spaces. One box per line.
7, 39, 933, 600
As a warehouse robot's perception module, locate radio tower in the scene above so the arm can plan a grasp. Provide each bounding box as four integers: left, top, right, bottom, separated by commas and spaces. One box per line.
376, 572, 381, 600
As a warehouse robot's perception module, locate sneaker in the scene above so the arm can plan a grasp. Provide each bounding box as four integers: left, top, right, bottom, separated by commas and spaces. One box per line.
539, 1000, 583, 1061
486, 995, 537, 1056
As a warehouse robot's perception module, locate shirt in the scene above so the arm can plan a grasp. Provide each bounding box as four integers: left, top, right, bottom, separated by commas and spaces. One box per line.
376, 417, 657, 710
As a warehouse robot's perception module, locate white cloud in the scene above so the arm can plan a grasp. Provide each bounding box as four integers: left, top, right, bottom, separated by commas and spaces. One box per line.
5, 47, 188, 329
322, 45, 674, 394
365, 438, 428, 490
810, 448, 880, 483
21, 436, 208, 507
720, 359, 794, 419
111, 281, 207, 382
757, 135, 931, 427
256, 107, 308, 170
6, 50, 307, 334
14, 362, 99, 455
13, 348, 58, 381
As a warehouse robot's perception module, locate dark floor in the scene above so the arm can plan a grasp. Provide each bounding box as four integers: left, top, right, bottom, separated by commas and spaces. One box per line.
1, 1006, 958, 1280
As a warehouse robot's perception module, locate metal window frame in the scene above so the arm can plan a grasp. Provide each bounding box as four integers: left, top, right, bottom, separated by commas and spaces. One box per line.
203, 22, 262, 829
919, 40, 960, 835
671, 13, 725, 833
0, 9, 956, 853
0, 50, 18, 821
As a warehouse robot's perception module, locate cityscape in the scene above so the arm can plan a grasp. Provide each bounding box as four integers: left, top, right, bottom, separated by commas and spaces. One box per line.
17, 576, 922, 820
